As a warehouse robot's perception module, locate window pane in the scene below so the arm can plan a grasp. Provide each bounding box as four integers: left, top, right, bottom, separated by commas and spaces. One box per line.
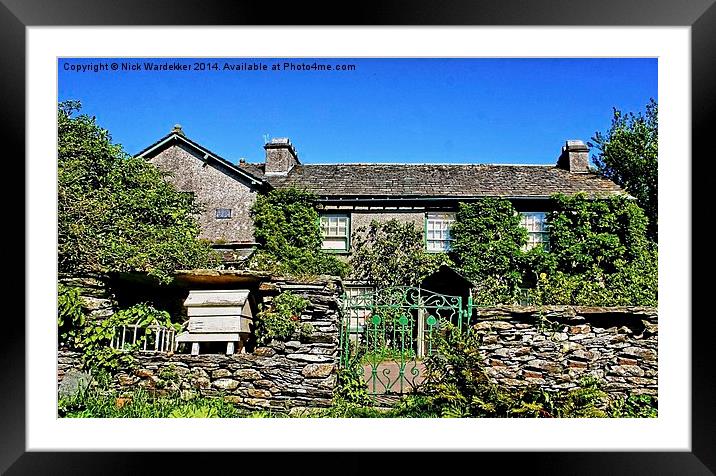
322, 237, 347, 250
425, 212, 454, 252
521, 212, 548, 250
320, 215, 350, 240
215, 208, 232, 219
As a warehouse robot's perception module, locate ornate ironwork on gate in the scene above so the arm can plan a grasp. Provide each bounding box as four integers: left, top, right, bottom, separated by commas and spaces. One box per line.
339, 286, 470, 396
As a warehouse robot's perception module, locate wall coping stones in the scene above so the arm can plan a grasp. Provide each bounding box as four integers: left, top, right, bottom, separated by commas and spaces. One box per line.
472, 305, 657, 319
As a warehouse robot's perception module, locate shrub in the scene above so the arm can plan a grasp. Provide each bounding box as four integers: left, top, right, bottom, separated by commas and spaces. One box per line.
350, 219, 448, 288
253, 291, 310, 345
449, 199, 528, 305
248, 187, 349, 278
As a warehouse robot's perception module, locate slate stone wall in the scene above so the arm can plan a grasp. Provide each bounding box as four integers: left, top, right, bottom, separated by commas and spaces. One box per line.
59, 274, 115, 321
471, 306, 658, 397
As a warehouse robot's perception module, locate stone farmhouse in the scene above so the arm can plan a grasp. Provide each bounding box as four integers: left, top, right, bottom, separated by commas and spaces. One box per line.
137, 125, 625, 298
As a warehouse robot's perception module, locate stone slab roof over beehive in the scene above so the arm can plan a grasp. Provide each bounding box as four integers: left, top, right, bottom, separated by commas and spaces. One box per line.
240, 163, 624, 198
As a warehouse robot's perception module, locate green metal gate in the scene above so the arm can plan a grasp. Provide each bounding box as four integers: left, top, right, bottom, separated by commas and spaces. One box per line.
339, 286, 470, 396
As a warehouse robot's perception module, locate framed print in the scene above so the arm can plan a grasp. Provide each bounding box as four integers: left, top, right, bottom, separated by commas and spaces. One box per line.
3, 0, 714, 473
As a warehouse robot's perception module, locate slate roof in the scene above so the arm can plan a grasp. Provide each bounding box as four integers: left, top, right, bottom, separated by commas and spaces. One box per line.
136, 132, 266, 185
240, 163, 624, 198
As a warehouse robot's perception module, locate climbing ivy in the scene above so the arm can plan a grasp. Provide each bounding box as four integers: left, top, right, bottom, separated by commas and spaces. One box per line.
350, 219, 448, 288
248, 187, 349, 278
449, 199, 529, 305
531, 193, 657, 306
448, 194, 657, 306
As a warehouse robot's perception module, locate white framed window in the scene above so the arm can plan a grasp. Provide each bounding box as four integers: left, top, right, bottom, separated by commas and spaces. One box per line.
520, 212, 549, 251
426, 212, 455, 252
215, 208, 232, 219
320, 214, 350, 251
344, 286, 374, 333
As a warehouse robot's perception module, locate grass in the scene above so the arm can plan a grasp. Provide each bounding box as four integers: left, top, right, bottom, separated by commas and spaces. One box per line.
58, 387, 283, 418
57, 385, 438, 418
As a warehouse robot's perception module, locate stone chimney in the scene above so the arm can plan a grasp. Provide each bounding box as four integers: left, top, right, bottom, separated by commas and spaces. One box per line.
264, 138, 299, 175
557, 140, 590, 173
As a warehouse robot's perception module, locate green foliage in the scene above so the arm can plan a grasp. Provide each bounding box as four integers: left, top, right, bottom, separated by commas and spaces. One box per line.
447, 194, 656, 306
531, 193, 657, 306
254, 291, 310, 345
248, 187, 349, 278
58, 387, 246, 418
350, 219, 448, 288
334, 358, 372, 406
449, 199, 528, 305
608, 393, 658, 418
58, 284, 86, 344
58, 101, 217, 283
168, 404, 220, 418
74, 303, 180, 372
422, 324, 516, 417
591, 99, 658, 241
361, 347, 417, 365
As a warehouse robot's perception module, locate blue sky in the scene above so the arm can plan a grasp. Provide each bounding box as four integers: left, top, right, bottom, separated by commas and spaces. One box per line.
58, 58, 657, 166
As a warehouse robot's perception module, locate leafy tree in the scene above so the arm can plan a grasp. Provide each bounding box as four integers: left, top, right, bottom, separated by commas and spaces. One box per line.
248, 187, 349, 277
58, 101, 216, 283
533, 193, 658, 306
591, 99, 658, 241
350, 219, 447, 288
449, 199, 529, 305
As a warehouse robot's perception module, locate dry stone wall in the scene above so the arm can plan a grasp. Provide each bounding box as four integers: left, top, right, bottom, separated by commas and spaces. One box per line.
58, 272, 658, 406
58, 276, 343, 411
471, 306, 657, 397
59, 274, 115, 321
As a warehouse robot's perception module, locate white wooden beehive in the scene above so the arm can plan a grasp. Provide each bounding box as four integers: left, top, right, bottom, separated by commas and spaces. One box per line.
176, 289, 254, 355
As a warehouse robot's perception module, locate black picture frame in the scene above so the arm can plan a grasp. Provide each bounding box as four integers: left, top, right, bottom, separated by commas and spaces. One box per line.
3, 1, 712, 473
